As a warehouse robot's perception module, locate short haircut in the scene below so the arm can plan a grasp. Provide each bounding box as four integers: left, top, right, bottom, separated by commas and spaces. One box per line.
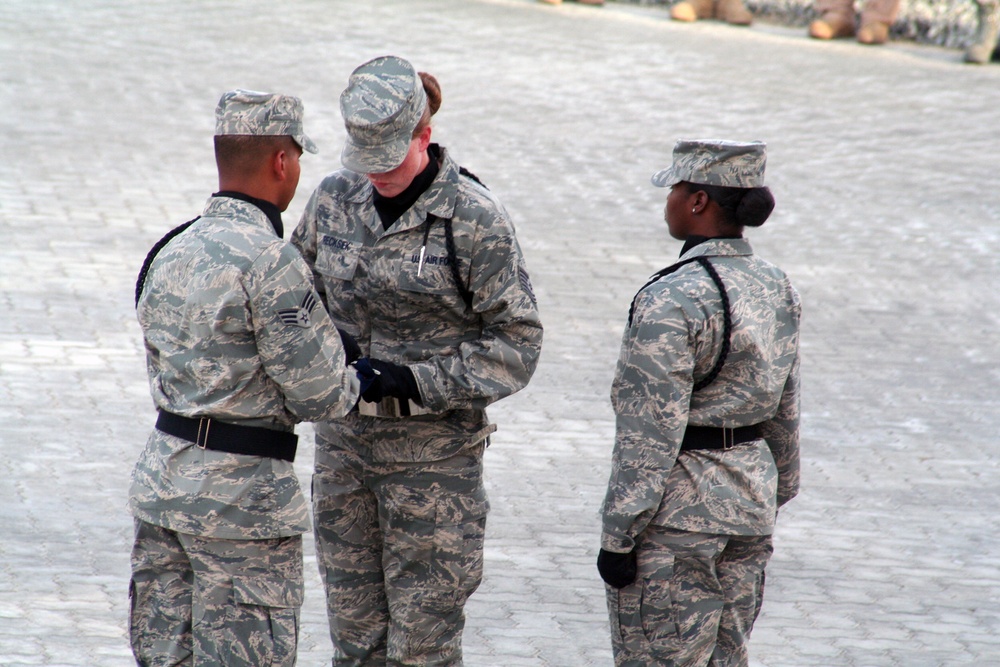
214, 135, 297, 177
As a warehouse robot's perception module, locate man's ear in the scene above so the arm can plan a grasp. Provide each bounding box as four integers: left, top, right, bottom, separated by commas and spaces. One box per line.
271, 149, 288, 181
269, 148, 288, 181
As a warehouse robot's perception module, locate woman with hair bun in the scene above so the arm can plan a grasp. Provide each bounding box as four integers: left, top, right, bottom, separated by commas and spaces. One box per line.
293, 56, 542, 666
597, 140, 801, 666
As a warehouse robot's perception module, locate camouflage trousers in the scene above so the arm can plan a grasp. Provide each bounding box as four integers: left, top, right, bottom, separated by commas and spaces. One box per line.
606, 528, 773, 667
312, 415, 490, 666
815, 0, 900, 23
129, 519, 304, 667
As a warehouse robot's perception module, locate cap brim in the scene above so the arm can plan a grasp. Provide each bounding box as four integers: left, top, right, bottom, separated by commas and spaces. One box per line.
295, 134, 319, 154
650, 166, 681, 188
340, 134, 410, 174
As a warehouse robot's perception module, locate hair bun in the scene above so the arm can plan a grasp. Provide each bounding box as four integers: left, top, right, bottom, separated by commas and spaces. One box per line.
418, 72, 442, 116
736, 187, 775, 228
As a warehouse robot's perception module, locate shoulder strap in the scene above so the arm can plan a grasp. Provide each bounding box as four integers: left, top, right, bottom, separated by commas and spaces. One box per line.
627, 256, 702, 327
692, 258, 731, 391
415, 165, 487, 311
134, 216, 200, 308
422, 213, 474, 309
627, 256, 732, 391
459, 166, 486, 189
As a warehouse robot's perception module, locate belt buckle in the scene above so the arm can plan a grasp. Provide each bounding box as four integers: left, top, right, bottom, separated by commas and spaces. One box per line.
723, 427, 736, 450
356, 398, 401, 418
196, 417, 211, 449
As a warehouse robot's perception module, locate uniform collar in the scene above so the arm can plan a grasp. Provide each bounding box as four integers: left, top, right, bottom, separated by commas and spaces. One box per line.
212, 191, 284, 237
344, 144, 460, 237
678, 236, 753, 261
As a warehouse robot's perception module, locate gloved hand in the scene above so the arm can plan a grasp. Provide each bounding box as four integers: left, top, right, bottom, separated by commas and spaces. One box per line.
351, 358, 378, 395
597, 548, 638, 589
337, 328, 362, 364
360, 358, 422, 405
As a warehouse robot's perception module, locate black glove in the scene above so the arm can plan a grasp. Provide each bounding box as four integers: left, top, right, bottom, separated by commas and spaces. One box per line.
597, 548, 638, 589
351, 358, 378, 395
337, 328, 362, 365
360, 358, 422, 405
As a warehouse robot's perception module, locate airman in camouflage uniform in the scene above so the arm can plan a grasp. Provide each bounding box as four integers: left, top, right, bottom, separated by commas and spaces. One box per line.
128, 89, 360, 667
966, 0, 1000, 64
598, 140, 800, 667
292, 56, 543, 666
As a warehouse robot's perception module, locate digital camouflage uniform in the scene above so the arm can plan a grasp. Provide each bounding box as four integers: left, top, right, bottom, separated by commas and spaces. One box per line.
292, 144, 543, 666
966, 0, 1000, 64
129, 90, 359, 667
601, 140, 800, 667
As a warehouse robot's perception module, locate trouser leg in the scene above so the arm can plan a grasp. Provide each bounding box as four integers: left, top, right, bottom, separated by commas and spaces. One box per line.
378, 448, 488, 666
130, 519, 194, 667
814, 0, 854, 19
606, 528, 768, 667
709, 536, 773, 667
966, 0, 1000, 63
177, 532, 304, 667
313, 446, 389, 666
860, 0, 900, 25
606, 530, 725, 667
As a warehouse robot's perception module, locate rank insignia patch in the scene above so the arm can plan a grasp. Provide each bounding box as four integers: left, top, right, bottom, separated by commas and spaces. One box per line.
519, 265, 536, 304
278, 292, 319, 328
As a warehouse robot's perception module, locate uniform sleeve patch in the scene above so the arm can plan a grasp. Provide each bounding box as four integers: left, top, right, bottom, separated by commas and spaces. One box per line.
277, 292, 319, 328
519, 265, 536, 303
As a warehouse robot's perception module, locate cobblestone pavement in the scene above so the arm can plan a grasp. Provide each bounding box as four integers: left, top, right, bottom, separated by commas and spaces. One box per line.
2, 1, 999, 665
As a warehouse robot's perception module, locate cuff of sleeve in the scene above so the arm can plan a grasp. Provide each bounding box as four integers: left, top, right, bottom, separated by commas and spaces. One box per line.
601, 532, 636, 553
410, 363, 447, 412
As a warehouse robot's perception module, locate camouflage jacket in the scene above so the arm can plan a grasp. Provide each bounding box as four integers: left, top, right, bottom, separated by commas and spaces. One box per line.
601, 238, 800, 552
129, 195, 359, 539
292, 146, 542, 450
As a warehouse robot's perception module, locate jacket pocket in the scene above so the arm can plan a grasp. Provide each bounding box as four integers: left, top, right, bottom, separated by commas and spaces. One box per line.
315, 235, 362, 320
396, 242, 468, 319
316, 235, 361, 281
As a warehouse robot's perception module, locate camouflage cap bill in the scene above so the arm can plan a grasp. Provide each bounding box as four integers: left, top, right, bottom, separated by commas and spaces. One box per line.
340, 55, 427, 174
215, 89, 318, 154
651, 139, 766, 189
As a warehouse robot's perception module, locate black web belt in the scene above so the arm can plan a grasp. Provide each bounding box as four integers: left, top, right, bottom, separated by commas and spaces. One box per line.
680, 424, 762, 451
155, 410, 298, 462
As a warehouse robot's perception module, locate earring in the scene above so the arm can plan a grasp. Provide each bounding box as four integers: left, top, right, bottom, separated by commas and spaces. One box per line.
692, 208, 697, 214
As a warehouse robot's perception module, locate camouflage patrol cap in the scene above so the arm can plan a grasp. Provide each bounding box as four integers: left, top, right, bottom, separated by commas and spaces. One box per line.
651, 139, 766, 188
340, 55, 427, 174
215, 89, 318, 154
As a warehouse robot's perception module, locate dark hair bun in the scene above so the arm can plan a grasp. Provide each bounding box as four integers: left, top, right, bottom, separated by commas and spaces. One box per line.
736, 187, 775, 228
418, 72, 442, 116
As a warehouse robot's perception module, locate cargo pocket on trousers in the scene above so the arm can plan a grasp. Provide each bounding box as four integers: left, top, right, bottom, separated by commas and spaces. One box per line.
127, 579, 141, 662
421, 505, 487, 615
225, 574, 304, 667
381, 484, 489, 615
639, 553, 682, 656
640, 576, 681, 652
610, 584, 645, 656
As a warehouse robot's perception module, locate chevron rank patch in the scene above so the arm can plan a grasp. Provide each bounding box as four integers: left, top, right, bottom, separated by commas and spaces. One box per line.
277, 292, 319, 328
519, 265, 536, 304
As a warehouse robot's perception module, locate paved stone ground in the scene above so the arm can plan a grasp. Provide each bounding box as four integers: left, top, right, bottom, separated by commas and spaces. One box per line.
1, 1, 999, 665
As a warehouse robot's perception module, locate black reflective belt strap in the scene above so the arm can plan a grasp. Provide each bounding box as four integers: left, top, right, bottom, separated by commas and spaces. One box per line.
680, 424, 762, 452
155, 410, 298, 462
